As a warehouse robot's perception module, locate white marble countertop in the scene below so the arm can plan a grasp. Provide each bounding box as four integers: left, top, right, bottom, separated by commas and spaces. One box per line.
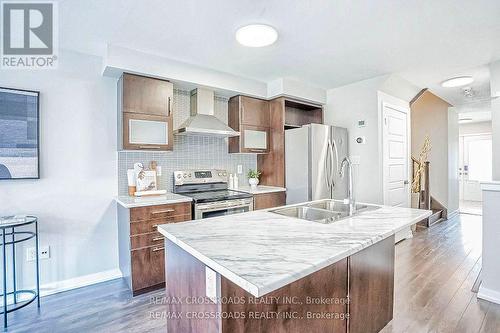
115, 193, 192, 208
158, 201, 431, 297
235, 185, 286, 195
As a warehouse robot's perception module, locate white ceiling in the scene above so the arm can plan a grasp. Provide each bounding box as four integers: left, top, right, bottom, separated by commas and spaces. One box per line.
58, 0, 500, 105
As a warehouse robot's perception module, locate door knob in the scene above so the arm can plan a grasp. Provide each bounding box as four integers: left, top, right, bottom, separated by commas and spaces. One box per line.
403, 180, 409, 185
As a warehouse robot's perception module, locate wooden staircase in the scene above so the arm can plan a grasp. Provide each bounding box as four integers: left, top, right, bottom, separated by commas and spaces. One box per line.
426, 197, 446, 227
412, 157, 447, 228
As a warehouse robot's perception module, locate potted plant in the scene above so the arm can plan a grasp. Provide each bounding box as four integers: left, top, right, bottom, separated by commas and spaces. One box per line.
247, 169, 262, 188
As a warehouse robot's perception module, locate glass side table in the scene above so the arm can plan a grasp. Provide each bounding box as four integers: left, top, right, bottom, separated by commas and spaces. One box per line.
0, 215, 40, 328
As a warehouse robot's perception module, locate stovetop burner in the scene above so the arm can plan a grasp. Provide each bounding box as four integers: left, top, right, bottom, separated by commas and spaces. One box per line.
173, 169, 252, 203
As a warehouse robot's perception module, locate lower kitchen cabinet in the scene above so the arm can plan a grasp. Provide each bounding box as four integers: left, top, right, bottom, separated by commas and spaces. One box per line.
253, 191, 286, 210
118, 202, 191, 295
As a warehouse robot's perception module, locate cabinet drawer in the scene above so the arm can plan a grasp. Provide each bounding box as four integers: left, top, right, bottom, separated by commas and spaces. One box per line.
130, 232, 164, 250
131, 245, 165, 291
130, 214, 191, 235
130, 202, 191, 222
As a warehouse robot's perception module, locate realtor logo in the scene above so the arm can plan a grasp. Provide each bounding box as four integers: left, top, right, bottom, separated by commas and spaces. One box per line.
1, 1, 58, 69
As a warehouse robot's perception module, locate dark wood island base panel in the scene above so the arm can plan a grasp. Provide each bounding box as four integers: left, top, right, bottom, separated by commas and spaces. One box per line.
165, 235, 395, 333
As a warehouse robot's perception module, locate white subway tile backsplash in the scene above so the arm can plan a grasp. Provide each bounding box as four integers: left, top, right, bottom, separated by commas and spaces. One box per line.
117, 89, 256, 195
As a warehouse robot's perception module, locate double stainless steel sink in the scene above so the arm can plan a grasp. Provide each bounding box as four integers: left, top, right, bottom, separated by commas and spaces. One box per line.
270, 199, 379, 224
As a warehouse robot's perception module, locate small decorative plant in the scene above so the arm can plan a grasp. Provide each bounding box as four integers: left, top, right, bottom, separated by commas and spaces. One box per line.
247, 169, 261, 188
247, 169, 261, 180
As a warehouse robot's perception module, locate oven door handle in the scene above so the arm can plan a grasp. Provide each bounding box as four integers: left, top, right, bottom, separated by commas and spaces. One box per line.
196, 201, 252, 212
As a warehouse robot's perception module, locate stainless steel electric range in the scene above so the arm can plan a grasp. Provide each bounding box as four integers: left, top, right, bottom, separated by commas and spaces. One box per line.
173, 169, 253, 220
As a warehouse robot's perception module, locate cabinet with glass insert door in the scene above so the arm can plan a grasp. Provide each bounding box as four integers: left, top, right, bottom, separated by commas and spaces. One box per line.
118, 73, 174, 151
228, 95, 270, 154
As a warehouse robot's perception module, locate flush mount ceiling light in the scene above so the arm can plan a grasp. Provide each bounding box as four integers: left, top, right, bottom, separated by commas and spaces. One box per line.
441, 76, 474, 88
236, 24, 278, 47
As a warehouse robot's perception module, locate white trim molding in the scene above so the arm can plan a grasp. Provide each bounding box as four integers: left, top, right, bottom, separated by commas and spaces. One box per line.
40, 269, 122, 297
478, 285, 500, 305
481, 181, 500, 192
447, 209, 459, 220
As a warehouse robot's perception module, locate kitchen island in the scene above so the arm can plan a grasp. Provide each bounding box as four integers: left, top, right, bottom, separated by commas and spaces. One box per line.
158, 201, 431, 333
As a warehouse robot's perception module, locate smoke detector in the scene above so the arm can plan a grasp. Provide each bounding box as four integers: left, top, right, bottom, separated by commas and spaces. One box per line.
462, 87, 475, 98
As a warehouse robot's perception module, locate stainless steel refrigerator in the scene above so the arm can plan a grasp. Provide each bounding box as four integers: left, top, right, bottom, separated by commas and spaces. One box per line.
285, 123, 349, 204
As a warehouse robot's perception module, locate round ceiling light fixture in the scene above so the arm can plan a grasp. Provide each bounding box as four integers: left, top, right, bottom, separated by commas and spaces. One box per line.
236, 24, 278, 47
441, 76, 474, 88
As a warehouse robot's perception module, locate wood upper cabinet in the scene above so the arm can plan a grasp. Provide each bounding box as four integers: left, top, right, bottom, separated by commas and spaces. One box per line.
228, 95, 271, 154
118, 73, 174, 151
240, 96, 270, 126
122, 73, 173, 116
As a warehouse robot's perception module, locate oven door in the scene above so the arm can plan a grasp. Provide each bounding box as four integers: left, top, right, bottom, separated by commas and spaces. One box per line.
195, 198, 254, 220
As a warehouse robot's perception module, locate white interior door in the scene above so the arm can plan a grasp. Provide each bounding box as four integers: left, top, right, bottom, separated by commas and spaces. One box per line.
460, 134, 492, 201
383, 103, 410, 207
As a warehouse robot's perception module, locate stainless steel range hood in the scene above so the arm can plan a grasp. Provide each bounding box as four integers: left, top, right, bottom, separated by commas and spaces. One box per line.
174, 88, 240, 137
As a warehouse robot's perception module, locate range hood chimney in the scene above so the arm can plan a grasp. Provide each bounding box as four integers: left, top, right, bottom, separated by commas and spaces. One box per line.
174, 88, 240, 137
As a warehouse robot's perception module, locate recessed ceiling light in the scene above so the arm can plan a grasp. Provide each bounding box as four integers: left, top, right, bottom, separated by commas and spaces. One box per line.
441, 76, 474, 88
236, 24, 278, 47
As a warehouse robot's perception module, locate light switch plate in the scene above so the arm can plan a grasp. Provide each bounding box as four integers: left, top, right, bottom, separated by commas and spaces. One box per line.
205, 267, 217, 303
237, 165, 243, 174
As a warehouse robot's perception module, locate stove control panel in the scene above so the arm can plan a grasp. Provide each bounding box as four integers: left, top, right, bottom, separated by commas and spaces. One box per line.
174, 169, 228, 186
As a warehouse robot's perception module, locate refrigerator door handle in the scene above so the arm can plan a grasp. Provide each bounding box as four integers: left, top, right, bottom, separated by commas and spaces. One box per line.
329, 139, 336, 188
325, 141, 332, 188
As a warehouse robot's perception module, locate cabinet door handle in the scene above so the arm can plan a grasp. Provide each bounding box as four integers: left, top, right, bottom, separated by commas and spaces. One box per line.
152, 237, 163, 242
167, 96, 171, 116
139, 145, 161, 149
152, 247, 165, 252
151, 209, 175, 215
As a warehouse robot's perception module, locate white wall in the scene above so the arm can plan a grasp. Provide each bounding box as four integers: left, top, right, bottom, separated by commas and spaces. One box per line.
325, 75, 417, 205
459, 121, 493, 135
490, 61, 500, 180
493, 100, 500, 181
0, 51, 119, 294
325, 76, 384, 204
448, 108, 460, 214
267, 78, 327, 104
478, 183, 500, 305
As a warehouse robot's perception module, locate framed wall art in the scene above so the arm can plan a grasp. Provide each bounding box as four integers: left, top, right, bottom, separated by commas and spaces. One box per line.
0, 87, 40, 180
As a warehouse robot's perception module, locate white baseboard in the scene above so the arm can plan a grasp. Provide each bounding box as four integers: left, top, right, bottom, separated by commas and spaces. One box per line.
478, 286, 500, 305
40, 269, 123, 297
12, 268, 123, 304
447, 209, 459, 220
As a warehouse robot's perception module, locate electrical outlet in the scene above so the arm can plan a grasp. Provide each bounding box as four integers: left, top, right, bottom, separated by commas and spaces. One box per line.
40, 246, 50, 260
26, 246, 50, 261
237, 165, 243, 174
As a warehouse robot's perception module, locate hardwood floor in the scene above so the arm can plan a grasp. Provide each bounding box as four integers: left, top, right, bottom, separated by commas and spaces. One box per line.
381, 213, 499, 333
5, 214, 500, 333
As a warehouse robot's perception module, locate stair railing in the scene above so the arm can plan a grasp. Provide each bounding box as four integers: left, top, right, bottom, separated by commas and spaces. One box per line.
412, 136, 431, 210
